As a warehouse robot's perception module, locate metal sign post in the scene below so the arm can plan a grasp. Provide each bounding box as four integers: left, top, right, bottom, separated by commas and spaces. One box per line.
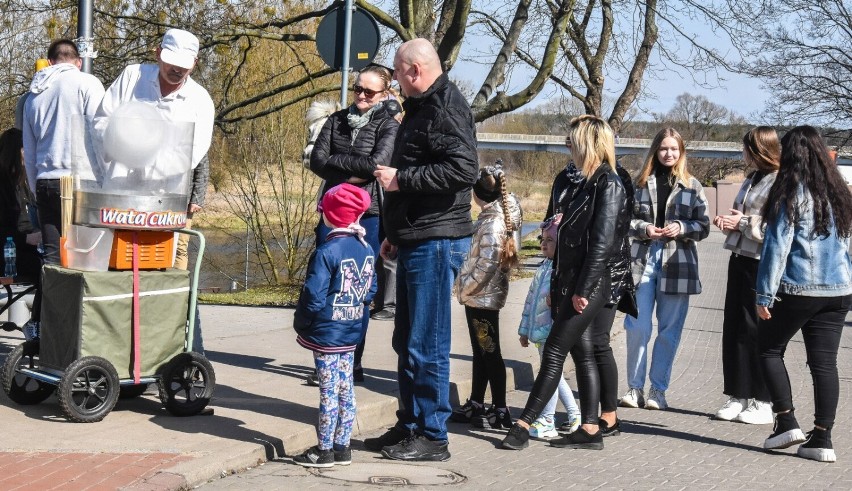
76, 0, 96, 73
339, 0, 354, 107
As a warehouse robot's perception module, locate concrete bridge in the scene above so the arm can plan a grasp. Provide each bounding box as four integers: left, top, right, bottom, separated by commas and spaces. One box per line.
477, 133, 852, 165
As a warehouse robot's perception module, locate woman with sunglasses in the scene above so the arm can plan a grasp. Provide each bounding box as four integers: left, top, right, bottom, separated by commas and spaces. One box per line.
308, 65, 400, 383
502, 115, 627, 451
542, 131, 636, 438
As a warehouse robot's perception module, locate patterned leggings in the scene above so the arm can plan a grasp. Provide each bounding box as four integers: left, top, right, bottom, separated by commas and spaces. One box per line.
314, 351, 356, 450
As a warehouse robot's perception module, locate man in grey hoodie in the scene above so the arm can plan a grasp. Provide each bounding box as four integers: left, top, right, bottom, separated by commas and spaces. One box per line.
22, 39, 105, 265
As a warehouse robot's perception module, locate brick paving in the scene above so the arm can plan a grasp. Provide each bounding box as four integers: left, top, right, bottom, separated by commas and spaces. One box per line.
197, 231, 852, 490
2, 231, 850, 490
0, 452, 189, 490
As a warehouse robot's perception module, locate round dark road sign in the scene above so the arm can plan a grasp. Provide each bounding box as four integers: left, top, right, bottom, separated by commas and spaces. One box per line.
316, 6, 380, 71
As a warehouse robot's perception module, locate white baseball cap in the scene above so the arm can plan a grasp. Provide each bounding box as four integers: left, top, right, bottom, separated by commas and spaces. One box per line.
159, 29, 199, 69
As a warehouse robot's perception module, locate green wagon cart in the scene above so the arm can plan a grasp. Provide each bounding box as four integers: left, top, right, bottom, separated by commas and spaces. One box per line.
1, 229, 214, 422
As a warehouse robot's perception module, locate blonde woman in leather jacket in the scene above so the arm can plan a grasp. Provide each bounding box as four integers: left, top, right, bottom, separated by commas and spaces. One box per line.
502, 115, 626, 452
452, 165, 522, 430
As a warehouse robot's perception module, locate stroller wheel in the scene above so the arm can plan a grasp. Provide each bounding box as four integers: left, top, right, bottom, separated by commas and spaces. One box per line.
158, 352, 215, 416
58, 356, 120, 423
1, 340, 54, 405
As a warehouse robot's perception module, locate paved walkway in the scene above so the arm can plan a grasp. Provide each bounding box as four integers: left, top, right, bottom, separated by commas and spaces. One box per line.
1, 231, 850, 490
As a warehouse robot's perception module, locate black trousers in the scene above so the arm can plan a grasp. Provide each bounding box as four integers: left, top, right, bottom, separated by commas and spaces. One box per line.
520, 276, 610, 426
722, 253, 769, 400
35, 179, 61, 266
759, 293, 851, 429
590, 303, 619, 413
465, 306, 507, 408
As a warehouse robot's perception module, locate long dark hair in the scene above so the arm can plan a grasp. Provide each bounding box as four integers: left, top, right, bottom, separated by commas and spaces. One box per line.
762, 125, 852, 237
0, 128, 25, 188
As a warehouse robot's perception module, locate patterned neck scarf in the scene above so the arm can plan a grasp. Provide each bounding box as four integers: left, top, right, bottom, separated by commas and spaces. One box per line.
347, 104, 379, 141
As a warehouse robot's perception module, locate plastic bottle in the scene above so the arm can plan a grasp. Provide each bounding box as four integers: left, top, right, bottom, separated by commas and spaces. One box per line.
4, 237, 16, 278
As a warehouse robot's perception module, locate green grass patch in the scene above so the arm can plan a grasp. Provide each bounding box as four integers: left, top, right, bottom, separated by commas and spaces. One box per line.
520, 238, 541, 258
198, 284, 301, 307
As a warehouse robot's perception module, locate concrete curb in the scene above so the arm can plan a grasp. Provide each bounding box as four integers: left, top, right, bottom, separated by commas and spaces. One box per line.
168, 365, 538, 488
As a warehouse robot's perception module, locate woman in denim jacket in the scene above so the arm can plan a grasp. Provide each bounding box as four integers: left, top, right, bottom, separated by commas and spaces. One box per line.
756, 125, 852, 463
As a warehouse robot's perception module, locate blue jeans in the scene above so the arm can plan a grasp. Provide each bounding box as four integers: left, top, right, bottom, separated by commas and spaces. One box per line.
316, 215, 380, 366
536, 343, 580, 423
624, 241, 690, 391
392, 237, 469, 441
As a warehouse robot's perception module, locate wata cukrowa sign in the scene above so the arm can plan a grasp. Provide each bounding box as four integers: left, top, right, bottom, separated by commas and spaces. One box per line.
100, 208, 187, 229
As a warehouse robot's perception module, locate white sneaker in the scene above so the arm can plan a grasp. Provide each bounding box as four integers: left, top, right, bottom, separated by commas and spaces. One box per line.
715, 396, 748, 421
619, 388, 645, 408
529, 418, 558, 439
733, 399, 774, 425
646, 388, 668, 410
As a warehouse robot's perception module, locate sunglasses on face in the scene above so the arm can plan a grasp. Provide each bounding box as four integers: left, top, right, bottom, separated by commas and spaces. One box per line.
353, 85, 382, 97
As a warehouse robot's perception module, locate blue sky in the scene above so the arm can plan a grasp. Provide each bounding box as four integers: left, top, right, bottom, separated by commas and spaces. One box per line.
442, 4, 771, 122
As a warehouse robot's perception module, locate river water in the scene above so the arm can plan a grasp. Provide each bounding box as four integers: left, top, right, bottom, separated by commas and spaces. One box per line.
192, 222, 542, 291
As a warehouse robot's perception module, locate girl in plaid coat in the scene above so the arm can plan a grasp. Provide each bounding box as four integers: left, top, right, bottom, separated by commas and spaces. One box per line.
619, 128, 710, 411
712, 127, 779, 425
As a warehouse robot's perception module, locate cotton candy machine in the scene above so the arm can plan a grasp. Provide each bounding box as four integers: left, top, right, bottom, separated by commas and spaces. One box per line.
1, 104, 215, 424
73, 101, 195, 231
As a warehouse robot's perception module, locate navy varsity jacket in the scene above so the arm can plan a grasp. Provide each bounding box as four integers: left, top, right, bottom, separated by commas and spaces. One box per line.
294, 230, 377, 353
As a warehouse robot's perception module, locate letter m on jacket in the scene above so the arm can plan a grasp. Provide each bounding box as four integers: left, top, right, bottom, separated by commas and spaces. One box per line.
333, 257, 375, 307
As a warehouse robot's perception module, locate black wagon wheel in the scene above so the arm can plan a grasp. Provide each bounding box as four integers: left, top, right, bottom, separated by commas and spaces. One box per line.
58, 356, 120, 423
158, 352, 215, 416
1, 340, 54, 405
119, 383, 150, 399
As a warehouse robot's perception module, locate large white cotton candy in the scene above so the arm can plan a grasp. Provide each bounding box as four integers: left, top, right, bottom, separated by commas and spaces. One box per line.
102, 101, 166, 170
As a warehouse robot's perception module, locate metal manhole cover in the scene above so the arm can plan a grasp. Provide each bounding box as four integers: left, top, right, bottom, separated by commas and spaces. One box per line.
310, 462, 466, 486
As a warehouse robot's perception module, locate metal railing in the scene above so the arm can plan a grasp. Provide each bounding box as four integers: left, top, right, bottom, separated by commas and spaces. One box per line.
476, 133, 852, 164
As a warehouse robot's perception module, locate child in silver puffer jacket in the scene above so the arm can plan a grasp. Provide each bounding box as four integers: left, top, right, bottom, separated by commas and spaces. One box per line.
451, 164, 521, 430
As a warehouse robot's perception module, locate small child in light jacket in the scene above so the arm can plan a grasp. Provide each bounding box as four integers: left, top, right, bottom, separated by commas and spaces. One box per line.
292, 183, 377, 468
518, 214, 582, 438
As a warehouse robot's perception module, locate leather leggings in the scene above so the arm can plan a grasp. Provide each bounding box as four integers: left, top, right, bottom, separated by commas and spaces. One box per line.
590, 304, 619, 413
519, 276, 611, 426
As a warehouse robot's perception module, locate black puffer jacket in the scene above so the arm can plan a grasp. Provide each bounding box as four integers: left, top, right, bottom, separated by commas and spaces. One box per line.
551, 164, 626, 312
549, 163, 635, 311
309, 101, 400, 217
383, 74, 479, 245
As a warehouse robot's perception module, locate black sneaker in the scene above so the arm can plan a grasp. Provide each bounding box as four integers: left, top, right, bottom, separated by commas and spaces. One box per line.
797, 428, 836, 462
334, 446, 352, 466
473, 406, 512, 429
501, 423, 530, 450
381, 435, 450, 461
550, 426, 604, 450
370, 309, 395, 321
600, 418, 621, 437
450, 399, 484, 423
764, 411, 806, 449
292, 446, 334, 468
363, 426, 411, 452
